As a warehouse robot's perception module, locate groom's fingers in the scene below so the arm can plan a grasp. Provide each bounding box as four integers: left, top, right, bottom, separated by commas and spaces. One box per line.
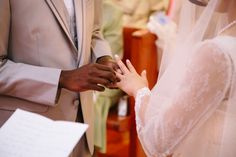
126, 59, 136, 73
114, 55, 129, 74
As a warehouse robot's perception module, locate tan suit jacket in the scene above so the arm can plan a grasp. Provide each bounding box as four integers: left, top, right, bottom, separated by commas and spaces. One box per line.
0, 0, 111, 154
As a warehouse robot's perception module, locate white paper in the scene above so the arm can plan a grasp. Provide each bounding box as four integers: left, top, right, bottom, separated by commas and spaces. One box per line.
0, 109, 88, 157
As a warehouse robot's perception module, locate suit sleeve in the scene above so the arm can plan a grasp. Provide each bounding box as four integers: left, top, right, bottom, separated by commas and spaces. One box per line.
91, 0, 112, 61
0, 0, 61, 106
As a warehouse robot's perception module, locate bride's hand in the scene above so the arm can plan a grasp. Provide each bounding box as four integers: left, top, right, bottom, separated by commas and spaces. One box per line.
115, 55, 148, 97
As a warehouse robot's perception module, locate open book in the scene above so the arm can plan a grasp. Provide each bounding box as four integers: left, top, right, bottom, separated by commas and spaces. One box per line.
0, 109, 88, 157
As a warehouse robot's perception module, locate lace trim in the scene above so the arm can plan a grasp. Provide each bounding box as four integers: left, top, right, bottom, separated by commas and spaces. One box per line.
135, 87, 151, 132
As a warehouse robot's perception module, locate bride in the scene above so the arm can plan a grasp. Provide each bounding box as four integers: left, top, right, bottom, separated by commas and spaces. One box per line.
115, 0, 236, 156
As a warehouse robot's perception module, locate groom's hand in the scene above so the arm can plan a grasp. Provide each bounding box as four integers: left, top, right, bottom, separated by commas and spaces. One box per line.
96, 55, 119, 71
96, 55, 121, 88
59, 63, 117, 92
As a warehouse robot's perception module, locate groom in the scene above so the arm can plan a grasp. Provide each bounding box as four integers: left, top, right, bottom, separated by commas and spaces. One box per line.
0, 0, 118, 156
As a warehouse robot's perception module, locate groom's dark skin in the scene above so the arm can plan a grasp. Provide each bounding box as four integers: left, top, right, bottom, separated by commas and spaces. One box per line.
59, 55, 120, 92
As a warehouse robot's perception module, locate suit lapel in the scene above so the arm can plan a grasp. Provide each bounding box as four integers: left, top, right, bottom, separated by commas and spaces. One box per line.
45, 0, 77, 52
74, 0, 93, 66
74, 0, 85, 64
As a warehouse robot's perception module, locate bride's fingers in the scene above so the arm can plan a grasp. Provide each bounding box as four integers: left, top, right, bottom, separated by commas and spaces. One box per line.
114, 55, 129, 74
126, 59, 137, 73
141, 70, 148, 85
141, 70, 147, 80
116, 68, 122, 74
115, 71, 124, 79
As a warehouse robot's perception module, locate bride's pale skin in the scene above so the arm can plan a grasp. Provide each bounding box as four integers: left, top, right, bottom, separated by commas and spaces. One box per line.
115, 0, 236, 98
115, 56, 148, 97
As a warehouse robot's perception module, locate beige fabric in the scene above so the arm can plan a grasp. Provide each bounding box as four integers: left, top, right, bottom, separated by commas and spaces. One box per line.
111, 0, 169, 28
102, 0, 123, 58
0, 0, 111, 155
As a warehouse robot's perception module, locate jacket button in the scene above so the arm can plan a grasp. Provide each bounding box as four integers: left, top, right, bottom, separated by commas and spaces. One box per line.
73, 99, 80, 108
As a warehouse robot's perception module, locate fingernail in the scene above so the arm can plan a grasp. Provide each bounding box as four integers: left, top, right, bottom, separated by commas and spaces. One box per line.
126, 59, 130, 63
114, 55, 119, 59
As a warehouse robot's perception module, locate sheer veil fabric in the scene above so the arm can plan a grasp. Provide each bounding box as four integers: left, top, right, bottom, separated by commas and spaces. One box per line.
135, 0, 236, 156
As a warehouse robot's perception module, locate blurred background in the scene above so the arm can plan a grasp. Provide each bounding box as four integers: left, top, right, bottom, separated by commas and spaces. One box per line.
94, 0, 182, 156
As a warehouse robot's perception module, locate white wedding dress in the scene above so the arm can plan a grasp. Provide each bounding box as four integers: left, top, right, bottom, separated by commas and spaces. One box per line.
134, 35, 236, 157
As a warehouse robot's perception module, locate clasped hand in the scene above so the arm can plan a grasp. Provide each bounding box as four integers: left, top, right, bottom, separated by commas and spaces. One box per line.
59, 55, 149, 96
59, 56, 119, 92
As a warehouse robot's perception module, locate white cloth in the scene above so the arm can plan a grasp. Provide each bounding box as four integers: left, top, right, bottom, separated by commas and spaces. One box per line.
134, 35, 236, 157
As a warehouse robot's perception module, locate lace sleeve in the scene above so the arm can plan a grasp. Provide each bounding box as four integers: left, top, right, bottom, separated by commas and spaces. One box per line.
134, 42, 232, 157
135, 87, 151, 133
